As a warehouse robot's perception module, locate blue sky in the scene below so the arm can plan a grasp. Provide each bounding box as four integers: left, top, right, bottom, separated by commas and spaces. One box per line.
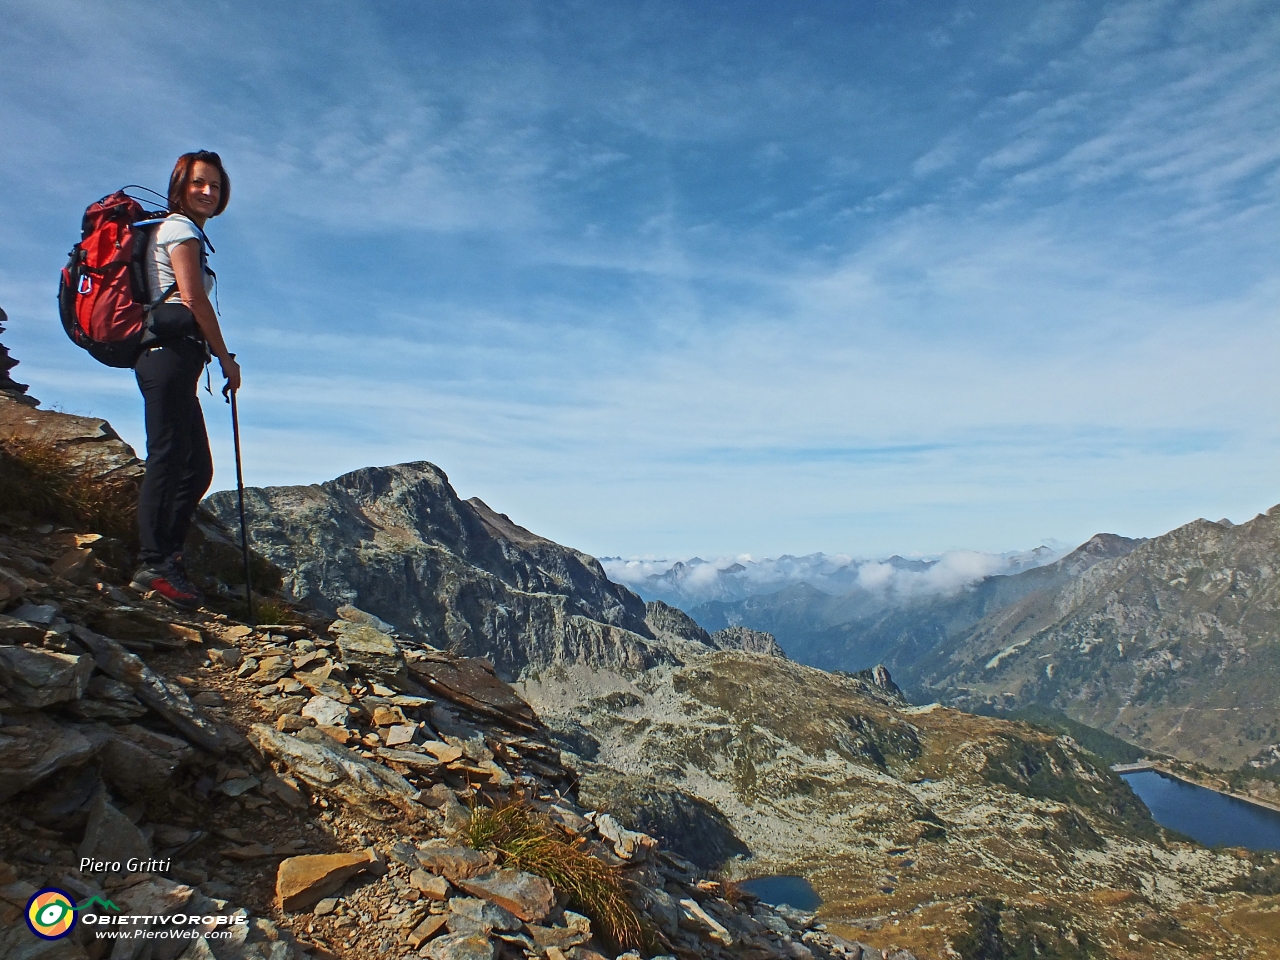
3, 0, 1278, 559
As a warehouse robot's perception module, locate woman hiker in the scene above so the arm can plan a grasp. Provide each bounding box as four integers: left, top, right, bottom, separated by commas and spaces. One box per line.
129, 151, 241, 608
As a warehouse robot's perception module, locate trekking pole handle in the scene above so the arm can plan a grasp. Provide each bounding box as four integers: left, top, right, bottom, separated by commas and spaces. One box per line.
221, 353, 237, 402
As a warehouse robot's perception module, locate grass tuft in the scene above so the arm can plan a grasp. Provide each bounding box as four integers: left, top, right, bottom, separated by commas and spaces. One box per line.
465, 800, 644, 950
0, 438, 137, 538
252, 599, 300, 625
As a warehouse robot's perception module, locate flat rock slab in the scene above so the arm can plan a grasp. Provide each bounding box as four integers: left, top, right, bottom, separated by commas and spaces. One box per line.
415, 846, 495, 884
424, 932, 495, 960
0, 614, 44, 644
300, 695, 348, 728
250, 656, 294, 683
0, 646, 93, 707
11, 602, 60, 625
276, 849, 378, 912
421, 741, 466, 764
71, 626, 228, 753
407, 913, 448, 947
247, 723, 424, 818
294, 670, 352, 703
409, 657, 541, 732
447, 896, 522, 934
410, 869, 451, 899
377, 747, 441, 773
372, 705, 408, 726
384, 723, 419, 747
457, 869, 555, 923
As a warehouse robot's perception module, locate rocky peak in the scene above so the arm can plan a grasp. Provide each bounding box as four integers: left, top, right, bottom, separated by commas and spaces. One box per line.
204, 462, 670, 681
919, 503, 1280, 766
1051, 531, 1143, 578
643, 600, 711, 647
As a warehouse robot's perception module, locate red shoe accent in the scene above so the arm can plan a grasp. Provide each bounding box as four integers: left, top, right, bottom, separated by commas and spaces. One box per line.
148, 575, 201, 609
131, 565, 200, 608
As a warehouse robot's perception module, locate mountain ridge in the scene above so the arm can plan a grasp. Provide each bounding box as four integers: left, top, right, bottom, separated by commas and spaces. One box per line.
913, 505, 1280, 768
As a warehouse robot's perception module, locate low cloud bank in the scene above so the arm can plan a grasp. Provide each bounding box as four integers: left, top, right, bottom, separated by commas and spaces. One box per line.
601, 544, 1066, 608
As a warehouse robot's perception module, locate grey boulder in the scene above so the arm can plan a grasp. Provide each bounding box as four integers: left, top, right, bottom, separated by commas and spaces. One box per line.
0, 646, 93, 707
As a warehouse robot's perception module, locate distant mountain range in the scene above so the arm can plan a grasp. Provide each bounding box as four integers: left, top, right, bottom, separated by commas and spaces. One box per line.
601, 546, 1063, 610
674, 507, 1280, 771
691, 534, 1140, 674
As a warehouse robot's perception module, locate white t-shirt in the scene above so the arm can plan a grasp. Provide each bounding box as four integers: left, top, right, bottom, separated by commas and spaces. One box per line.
145, 214, 214, 304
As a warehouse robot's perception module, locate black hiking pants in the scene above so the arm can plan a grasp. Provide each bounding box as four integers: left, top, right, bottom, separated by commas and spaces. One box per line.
134, 338, 213, 565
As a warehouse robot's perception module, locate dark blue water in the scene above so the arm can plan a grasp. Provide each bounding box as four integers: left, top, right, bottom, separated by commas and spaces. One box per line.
1122, 770, 1280, 851
738, 875, 822, 910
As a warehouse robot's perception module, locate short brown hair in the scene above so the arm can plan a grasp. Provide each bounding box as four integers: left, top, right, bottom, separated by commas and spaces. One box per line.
168, 151, 231, 217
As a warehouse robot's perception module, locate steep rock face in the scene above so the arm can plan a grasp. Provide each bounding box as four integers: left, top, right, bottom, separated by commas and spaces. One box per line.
916, 509, 1280, 767
204, 462, 670, 679
708, 625, 785, 657
643, 600, 785, 659
643, 599, 712, 647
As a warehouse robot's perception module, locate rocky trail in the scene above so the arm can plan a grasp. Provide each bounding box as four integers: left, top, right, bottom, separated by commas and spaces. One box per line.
0, 477, 892, 959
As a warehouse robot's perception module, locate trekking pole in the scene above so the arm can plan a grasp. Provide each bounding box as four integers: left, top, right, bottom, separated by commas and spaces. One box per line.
223, 380, 255, 625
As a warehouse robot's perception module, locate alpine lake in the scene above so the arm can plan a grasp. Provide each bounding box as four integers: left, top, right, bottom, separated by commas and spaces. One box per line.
1122, 770, 1280, 851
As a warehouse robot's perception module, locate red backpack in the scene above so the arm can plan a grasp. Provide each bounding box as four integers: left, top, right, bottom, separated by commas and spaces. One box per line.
58, 189, 177, 368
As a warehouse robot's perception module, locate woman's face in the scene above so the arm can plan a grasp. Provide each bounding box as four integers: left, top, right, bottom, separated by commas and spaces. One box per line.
184, 160, 223, 221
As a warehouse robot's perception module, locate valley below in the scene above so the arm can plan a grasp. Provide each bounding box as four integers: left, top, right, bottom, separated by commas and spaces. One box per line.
671, 514, 1280, 800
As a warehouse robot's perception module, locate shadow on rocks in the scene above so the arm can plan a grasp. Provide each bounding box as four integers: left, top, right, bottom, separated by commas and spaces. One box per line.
576, 763, 750, 871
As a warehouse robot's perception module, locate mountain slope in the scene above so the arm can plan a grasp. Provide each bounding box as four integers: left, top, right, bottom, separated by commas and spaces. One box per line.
204, 463, 675, 680
913, 507, 1280, 768
516, 653, 1267, 958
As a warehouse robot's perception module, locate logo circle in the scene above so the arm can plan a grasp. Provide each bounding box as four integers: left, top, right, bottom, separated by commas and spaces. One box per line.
26, 889, 77, 940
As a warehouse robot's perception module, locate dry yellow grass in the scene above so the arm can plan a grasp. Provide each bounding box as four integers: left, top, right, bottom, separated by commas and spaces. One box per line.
0, 437, 137, 538
465, 800, 644, 950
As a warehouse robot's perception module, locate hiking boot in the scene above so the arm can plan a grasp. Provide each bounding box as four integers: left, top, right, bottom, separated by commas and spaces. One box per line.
169, 552, 193, 582
168, 553, 208, 600
131, 561, 201, 609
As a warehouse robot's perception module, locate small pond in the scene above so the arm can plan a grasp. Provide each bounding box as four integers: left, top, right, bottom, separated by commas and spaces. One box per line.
1122, 770, 1280, 851
737, 875, 822, 911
